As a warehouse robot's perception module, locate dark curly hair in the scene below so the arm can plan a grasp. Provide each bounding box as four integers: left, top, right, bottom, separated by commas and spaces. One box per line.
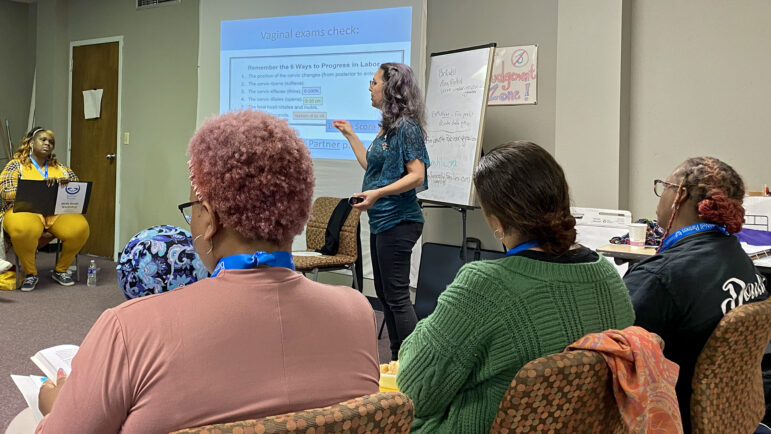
473, 141, 576, 255
670, 157, 745, 234
378, 63, 426, 138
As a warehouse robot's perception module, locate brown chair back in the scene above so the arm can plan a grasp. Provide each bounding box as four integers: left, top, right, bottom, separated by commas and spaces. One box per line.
170, 391, 413, 434
304, 197, 360, 259
690, 298, 771, 433
489, 350, 627, 433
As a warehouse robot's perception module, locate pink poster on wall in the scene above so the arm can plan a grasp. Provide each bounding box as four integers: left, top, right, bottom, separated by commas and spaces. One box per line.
488, 45, 537, 106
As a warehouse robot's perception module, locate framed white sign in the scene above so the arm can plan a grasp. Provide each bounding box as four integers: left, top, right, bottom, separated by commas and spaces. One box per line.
488, 45, 537, 105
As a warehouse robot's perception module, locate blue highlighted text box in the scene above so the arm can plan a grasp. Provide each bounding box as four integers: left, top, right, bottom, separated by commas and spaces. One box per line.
326, 119, 380, 134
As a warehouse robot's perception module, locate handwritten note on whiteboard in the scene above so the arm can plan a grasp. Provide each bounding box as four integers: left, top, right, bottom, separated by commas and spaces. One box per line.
488, 45, 537, 105
418, 45, 495, 207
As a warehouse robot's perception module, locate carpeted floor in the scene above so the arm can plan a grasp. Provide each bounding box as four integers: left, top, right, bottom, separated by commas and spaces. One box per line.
0, 252, 392, 432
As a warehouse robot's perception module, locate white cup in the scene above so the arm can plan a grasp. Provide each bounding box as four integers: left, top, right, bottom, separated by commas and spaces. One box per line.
628, 223, 648, 247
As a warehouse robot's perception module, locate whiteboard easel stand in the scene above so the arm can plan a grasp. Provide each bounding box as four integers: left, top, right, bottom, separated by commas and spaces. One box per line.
418, 43, 496, 261
421, 201, 479, 262
418, 43, 495, 261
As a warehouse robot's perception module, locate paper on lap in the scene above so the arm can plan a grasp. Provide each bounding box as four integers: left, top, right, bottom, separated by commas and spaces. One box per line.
31, 344, 79, 379
11, 344, 80, 425
10, 375, 46, 423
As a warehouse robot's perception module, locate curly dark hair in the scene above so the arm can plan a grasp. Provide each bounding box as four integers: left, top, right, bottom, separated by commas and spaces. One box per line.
378, 63, 426, 138
671, 157, 745, 234
473, 141, 576, 255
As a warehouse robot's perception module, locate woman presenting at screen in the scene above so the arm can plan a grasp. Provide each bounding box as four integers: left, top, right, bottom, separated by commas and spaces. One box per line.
334, 63, 429, 360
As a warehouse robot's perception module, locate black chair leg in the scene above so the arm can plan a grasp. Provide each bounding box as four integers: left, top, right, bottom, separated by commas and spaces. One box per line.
350, 265, 360, 292
377, 317, 386, 340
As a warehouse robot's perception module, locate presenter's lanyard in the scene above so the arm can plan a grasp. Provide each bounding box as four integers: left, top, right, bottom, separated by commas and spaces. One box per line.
657, 222, 729, 254
30, 158, 48, 179
505, 240, 540, 257
210, 250, 295, 277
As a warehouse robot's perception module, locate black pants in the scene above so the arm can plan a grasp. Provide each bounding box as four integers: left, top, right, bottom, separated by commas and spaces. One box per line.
371, 220, 423, 360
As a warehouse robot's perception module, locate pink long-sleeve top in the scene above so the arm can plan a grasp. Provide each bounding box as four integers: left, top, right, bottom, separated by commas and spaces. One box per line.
36, 267, 380, 433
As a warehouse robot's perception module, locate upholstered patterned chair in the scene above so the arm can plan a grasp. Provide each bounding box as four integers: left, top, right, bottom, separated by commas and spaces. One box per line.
489, 349, 627, 433
170, 391, 413, 434
293, 197, 361, 290
690, 298, 771, 433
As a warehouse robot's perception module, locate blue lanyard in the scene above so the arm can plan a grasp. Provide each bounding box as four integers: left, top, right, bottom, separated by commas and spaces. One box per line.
210, 251, 295, 277
505, 240, 540, 257
30, 158, 48, 179
658, 222, 729, 253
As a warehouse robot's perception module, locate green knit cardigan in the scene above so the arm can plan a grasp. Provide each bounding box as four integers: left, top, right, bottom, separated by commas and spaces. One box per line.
396, 254, 635, 433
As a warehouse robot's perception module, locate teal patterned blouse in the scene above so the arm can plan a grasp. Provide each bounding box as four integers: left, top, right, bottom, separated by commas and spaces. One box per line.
362, 119, 430, 234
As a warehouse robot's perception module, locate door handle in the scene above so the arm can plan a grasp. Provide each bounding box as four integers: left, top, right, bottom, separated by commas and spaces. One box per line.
106, 153, 116, 161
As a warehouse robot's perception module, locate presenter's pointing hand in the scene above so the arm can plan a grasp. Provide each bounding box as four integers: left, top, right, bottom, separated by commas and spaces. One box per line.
352, 190, 380, 211
332, 120, 354, 137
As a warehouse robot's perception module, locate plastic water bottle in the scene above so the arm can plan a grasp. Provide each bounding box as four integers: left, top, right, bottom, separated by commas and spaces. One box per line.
87, 260, 97, 287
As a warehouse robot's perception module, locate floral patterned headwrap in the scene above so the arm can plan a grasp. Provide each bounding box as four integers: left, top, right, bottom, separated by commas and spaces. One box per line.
116, 225, 208, 299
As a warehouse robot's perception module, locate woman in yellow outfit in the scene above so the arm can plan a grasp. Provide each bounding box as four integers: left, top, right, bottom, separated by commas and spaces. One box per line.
0, 127, 90, 291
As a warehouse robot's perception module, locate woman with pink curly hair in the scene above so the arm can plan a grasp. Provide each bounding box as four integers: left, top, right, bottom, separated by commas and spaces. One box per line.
35, 110, 380, 434
624, 156, 768, 432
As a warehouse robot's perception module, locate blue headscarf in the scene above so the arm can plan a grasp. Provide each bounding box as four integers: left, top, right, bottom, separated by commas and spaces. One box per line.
117, 225, 208, 299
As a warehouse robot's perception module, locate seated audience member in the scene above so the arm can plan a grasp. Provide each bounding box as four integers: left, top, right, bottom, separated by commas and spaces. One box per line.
397, 141, 635, 433
624, 156, 768, 432
116, 224, 208, 299
0, 127, 90, 291
35, 110, 380, 433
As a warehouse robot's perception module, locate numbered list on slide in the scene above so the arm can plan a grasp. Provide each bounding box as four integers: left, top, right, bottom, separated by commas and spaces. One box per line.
220, 7, 413, 160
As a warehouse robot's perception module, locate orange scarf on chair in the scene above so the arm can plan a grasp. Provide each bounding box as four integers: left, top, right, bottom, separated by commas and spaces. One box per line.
566, 326, 683, 434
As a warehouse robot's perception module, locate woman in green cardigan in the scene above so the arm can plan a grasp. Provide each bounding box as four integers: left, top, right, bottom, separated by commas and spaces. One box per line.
397, 141, 635, 433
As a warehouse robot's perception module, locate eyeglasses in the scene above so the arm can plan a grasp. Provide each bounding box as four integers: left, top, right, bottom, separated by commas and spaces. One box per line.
177, 200, 201, 224
369, 79, 377, 87
653, 179, 680, 197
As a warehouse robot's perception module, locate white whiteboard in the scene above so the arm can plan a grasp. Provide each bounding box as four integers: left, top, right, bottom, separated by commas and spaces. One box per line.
418, 44, 495, 207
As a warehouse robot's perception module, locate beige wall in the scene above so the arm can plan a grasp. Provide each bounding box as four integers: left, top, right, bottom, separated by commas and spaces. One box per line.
555, 0, 630, 211
35, 0, 68, 153
0, 0, 35, 161
34, 0, 200, 255
627, 0, 771, 220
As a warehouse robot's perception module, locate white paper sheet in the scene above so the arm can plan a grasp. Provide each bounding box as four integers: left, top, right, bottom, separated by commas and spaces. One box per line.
755, 257, 771, 267
54, 182, 89, 215
292, 251, 321, 257
741, 242, 771, 256
10, 375, 45, 423
31, 344, 78, 379
82, 89, 103, 119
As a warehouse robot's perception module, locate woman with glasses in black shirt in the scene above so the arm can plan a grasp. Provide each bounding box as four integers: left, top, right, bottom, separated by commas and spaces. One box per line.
624, 156, 768, 432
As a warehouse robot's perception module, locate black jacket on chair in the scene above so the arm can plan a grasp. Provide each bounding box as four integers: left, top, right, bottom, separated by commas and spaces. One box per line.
316, 199, 352, 256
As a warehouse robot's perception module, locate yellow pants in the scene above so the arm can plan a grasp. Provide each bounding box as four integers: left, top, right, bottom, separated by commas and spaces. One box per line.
3, 210, 90, 275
